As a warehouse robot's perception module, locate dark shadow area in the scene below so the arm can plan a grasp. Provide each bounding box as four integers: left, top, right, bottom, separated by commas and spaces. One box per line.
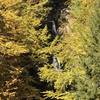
0, 14, 11, 36
36, 0, 69, 40
0, 53, 47, 100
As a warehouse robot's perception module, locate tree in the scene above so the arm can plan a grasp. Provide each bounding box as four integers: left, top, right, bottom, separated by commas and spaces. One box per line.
0, 0, 50, 99
0, 0, 99, 100
39, 0, 100, 99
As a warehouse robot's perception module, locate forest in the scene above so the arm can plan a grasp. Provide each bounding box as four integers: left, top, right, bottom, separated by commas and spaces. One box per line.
0, 0, 100, 100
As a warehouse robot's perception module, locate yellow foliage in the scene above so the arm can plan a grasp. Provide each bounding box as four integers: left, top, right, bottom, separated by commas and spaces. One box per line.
0, 37, 29, 56
0, 0, 21, 7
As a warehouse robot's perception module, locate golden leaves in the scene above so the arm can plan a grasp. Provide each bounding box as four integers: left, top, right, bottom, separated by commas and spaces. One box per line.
0, 0, 21, 7
0, 37, 29, 56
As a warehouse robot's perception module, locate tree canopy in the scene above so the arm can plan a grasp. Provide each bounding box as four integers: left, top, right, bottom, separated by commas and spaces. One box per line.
0, 0, 100, 100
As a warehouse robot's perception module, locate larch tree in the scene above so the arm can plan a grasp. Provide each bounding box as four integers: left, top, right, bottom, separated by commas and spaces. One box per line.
39, 0, 100, 100
0, 0, 100, 100
0, 0, 50, 99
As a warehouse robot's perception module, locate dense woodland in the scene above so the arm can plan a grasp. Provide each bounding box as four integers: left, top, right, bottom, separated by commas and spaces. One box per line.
0, 0, 100, 100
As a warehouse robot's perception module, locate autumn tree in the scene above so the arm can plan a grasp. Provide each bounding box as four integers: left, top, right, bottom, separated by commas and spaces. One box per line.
0, 0, 50, 99
0, 0, 100, 100
39, 0, 100, 99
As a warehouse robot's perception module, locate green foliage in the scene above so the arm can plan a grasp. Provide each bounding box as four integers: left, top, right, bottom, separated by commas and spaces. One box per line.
39, 0, 100, 100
